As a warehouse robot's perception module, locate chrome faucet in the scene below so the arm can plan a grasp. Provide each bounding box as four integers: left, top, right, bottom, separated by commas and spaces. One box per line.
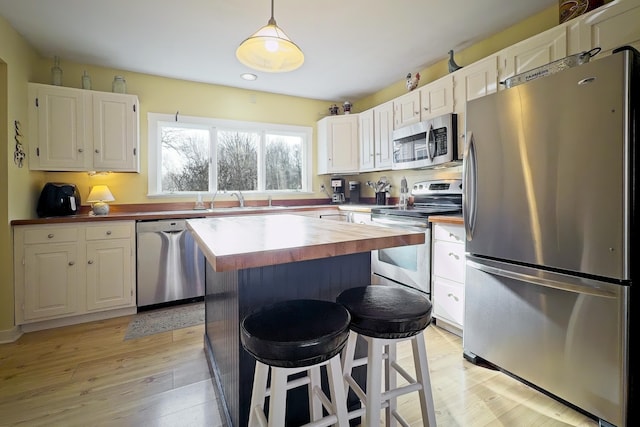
231, 191, 245, 207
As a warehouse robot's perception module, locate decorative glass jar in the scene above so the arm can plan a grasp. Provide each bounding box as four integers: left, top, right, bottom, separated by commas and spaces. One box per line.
81, 70, 92, 90
112, 75, 126, 93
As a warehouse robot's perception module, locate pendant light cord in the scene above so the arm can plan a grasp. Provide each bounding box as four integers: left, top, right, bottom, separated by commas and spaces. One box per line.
269, 0, 276, 25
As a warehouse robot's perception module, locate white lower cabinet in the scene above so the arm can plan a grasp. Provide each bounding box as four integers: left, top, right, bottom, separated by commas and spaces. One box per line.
431, 222, 465, 336
14, 221, 136, 326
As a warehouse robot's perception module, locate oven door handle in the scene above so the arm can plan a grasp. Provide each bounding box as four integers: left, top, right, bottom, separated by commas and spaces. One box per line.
370, 217, 428, 231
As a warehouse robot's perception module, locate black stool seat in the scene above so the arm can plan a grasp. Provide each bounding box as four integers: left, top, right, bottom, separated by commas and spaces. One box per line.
337, 286, 433, 339
241, 299, 351, 369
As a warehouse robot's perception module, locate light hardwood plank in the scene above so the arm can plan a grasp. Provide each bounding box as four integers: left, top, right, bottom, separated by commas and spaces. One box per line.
0, 313, 599, 426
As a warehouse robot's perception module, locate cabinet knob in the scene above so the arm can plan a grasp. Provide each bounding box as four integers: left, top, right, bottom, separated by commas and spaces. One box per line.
449, 232, 461, 241
447, 292, 459, 302
106, 230, 112, 235
424, 107, 429, 111
78, 148, 84, 153
448, 252, 460, 260
88, 260, 94, 264
68, 261, 75, 266
95, 149, 100, 154
47, 233, 54, 239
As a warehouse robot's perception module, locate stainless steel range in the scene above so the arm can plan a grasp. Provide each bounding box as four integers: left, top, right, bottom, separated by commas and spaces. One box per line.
370, 179, 462, 297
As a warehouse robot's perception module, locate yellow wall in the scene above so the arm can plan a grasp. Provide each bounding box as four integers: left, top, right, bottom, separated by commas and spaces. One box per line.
0, 14, 44, 334
31, 62, 337, 206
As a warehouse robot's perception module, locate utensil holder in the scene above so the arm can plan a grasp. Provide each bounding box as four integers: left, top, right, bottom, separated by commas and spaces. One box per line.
376, 192, 386, 205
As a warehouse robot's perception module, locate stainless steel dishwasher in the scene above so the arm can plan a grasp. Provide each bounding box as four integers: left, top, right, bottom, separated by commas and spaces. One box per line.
136, 219, 205, 308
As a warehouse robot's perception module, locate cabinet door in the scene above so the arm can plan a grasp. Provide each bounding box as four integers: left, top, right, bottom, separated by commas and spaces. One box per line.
374, 101, 394, 170
577, 0, 640, 56
23, 243, 79, 321
499, 26, 568, 83
453, 56, 499, 158
359, 108, 375, 171
92, 92, 140, 172
393, 90, 421, 129
433, 276, 465, 328
420, 75, 454, 120
28, 83, 87, 171
86, 239, 134, 311
317, 115, 359, 174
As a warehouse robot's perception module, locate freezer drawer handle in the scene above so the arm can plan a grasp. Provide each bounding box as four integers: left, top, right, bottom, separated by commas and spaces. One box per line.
468, 260, 618, 298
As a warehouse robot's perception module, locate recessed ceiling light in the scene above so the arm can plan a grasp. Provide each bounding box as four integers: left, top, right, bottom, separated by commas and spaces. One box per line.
241, 73, 258, 81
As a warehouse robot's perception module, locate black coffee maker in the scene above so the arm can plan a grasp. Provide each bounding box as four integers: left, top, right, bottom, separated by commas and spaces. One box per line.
349, 181, 360, 204
330, 177, 345, 204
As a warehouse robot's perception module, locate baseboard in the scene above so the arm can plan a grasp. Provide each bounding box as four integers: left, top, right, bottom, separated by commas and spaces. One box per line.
20, 307, 137, 333
0, 325, 23, 343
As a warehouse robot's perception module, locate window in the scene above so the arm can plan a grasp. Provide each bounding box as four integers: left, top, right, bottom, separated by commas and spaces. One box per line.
148, 113, 312, 196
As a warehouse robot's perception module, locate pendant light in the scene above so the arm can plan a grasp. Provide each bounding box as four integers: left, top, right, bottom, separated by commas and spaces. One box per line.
235, 0, 304, 73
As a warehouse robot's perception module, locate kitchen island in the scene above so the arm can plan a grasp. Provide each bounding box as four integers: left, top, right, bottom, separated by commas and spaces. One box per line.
186, 214, 424, 426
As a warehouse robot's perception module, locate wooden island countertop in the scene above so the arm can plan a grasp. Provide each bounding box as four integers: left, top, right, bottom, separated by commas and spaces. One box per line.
186, 213, 425, 272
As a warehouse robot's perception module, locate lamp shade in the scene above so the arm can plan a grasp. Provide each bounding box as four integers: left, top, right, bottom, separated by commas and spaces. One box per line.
87, 185, 115, 215
87, 185, 115, 203
235, 0, 304, 73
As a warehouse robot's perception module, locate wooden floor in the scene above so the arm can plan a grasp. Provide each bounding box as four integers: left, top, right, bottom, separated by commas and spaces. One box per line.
0, 314, 598, 427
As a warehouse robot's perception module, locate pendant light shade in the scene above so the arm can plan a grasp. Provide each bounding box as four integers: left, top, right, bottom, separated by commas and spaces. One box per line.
236, 0, 304, 73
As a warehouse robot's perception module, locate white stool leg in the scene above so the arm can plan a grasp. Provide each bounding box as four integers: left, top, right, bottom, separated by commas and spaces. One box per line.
341, 331, 358, 396
327, 354, 350, 427
365, 336, 384, 427
267, 367, 289, 427
248, 361, 270, 427
308, 365, 323, 422
412, 331, 437, 427
386, 341, 398, 427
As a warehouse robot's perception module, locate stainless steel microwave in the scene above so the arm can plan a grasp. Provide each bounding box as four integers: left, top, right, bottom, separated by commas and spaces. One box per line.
392, 113, 459, 170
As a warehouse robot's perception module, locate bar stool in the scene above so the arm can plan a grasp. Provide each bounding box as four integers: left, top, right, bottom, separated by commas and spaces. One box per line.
241, 299, 351, 427
337, 285, 437, 427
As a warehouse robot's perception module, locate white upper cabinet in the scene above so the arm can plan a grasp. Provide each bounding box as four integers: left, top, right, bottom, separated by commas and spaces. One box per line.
28, 83, 140, 172
577, 0, 640, 56
452, 55, 499, 157
393, 90, 421, 129
317, 114, 359, 175
498, 25, 569, 84
28, 84, 87, 171
359, 101, 394, 172
419, 75, 454, 119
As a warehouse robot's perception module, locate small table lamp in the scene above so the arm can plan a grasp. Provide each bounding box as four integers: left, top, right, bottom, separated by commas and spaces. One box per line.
87, 185, 115, 215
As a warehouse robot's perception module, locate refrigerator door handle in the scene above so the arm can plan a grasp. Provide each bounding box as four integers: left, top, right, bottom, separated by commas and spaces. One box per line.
468, 259, 620, 298
463, 131, 477, 240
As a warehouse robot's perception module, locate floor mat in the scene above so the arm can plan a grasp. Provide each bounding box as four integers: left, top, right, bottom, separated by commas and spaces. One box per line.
124, 302, 205, 340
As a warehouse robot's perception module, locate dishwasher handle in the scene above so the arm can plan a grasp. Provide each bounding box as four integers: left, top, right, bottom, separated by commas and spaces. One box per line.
136, 219, 187, 233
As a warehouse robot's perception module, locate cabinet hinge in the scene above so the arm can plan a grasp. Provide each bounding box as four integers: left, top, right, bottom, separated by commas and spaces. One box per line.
35, 97, 39, 108
133, 104, 136, 113
36, 147, 40, 157
130, 289, 133, 296
133, 148, 137, 156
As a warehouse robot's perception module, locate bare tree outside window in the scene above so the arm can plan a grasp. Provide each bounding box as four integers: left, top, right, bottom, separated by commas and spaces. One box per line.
217, 130, 258, 191
161, 127, 210, 192
265, 134, 302, 190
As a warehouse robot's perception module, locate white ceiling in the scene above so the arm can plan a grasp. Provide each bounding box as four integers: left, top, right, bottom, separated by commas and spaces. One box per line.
0, 0, 557, 102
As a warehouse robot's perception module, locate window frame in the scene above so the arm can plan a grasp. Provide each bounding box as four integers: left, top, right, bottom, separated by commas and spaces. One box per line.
147, 112, 313, 197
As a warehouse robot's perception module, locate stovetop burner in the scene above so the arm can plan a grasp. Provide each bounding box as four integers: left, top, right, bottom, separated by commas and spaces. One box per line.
371, 178, 463, 220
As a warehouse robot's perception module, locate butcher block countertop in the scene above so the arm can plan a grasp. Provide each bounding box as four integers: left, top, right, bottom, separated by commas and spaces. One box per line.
429, 215, 463, 225
187, 214, 424, 272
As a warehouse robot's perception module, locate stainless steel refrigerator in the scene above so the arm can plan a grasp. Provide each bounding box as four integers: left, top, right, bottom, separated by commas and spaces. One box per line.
463, 47, 639, 427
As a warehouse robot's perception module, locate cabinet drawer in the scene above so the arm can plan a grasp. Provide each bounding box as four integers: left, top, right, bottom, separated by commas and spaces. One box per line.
85, 223, 133, 240
433, 276, 464, 327
433, 240, 465, 283
433, 223, 464, 243
23, 226, 79, 244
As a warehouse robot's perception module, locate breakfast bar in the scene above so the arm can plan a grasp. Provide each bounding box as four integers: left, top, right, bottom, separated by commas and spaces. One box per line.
187, 214, 425, 426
